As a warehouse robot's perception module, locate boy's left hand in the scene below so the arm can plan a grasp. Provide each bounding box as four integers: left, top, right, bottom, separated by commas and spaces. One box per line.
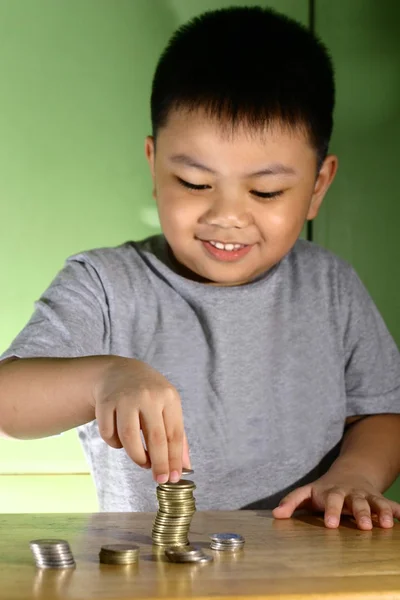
272, 472, 400, 530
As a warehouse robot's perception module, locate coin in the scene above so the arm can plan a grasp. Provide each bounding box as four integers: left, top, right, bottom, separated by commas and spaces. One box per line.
159, 480, 196, 490
30, 539, 70, 547
196, 554, 214, 563
165, 544, 213, 564
209, 533, 245, 551
209, 533, 245, 543
152, 479, 197, 547
29, 539, 76, 569
181, 468, 194, 476
99, 544, 140, 565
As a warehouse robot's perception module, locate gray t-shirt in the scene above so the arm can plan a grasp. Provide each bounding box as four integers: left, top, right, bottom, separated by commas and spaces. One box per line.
2, 235, 400, 511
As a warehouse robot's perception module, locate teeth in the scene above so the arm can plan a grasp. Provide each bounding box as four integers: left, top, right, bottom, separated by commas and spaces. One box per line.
209, 241, 245, 251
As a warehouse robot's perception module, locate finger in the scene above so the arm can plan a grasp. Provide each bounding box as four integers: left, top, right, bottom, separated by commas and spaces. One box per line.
138, 426, 152, 469
324, 489, 345, 528
116, 406, 150, 468
272, 485, 312, 519
347, 494, 372, 530
368, 495, 394, 528
388, 500, 400, 521
163, 403, 184, 483
182, 429, 191, 469
140, 409, 170, 484
96, 404, 123, 449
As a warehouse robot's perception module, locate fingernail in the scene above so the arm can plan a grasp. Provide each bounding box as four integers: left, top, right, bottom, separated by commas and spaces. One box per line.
169, 470, 180, 483
327, 517, 338, 527
360, 517, 372, 527
156, 474, 169, 484
382, 517, 393, 525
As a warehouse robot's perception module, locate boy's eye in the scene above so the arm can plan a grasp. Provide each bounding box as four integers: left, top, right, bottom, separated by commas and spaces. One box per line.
252, 190, 284, 199
177, 177, 210, 191
176, 177, 284, 199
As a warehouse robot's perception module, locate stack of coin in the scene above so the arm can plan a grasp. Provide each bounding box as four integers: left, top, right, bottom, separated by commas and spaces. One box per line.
99, 544, 140, 565
29, 539, 76, 569
209, 533, 245, 551
152, 477, 196, 547
165, 544, 213, 564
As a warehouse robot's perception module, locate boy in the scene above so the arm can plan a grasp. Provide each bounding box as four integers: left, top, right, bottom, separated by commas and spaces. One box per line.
0, 6, 399, 531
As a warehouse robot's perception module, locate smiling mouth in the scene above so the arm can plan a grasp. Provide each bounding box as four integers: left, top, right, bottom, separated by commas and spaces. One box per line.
200, 239, 254, 262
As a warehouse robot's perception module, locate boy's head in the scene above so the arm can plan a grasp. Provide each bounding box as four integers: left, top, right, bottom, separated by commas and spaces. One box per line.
145, 6, 338, 286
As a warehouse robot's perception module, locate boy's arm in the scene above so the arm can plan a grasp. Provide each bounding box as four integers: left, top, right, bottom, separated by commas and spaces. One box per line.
0, 257, 113, 439
327, 413, 400, 490
0, 356, 112, 439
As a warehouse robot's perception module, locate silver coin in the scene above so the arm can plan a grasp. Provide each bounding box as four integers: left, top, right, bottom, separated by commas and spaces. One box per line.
35, 559, 76, 566
196, 554, 214, 563
35, 563, 76, 570
165, 544, 203, 557
210, 545, 244, 552
165, 545, 210, 563
209, 533, 245, 543
181, 468, 194, 476
30, 539, 70, 548
210, 542, 244, 550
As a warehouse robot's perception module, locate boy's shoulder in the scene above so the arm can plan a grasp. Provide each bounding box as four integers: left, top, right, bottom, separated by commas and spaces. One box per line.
65, 234, 165, 272
289, 238, 355, 281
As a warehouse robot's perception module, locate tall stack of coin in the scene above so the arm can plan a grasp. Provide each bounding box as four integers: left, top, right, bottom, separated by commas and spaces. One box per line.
152, 476, 196, 547
29, 539, 76, 569
99, 544, 140, 565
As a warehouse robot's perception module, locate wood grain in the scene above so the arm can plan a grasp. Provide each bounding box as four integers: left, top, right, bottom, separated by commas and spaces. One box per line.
0, 510, 399, 599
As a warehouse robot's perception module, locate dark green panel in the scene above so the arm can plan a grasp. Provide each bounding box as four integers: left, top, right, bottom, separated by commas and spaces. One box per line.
314, 0, 400, 346
315, 0, 400, 502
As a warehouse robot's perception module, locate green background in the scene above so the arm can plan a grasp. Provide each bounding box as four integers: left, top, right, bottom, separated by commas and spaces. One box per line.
0, 0, 399, 512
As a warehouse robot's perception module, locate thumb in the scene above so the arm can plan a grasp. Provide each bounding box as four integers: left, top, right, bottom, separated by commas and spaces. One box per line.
182, 430, 191, 469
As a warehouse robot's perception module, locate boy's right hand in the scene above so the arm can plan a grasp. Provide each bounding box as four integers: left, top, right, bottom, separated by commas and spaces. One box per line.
92, 356, 190, 484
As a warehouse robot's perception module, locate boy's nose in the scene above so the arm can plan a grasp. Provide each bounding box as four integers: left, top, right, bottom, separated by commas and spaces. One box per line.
205, 194, 252, 228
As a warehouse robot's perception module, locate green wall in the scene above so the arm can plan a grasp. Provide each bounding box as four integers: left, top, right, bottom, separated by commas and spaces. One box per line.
0, 0, 398, 512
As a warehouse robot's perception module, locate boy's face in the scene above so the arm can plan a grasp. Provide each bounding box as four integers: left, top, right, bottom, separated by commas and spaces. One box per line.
145, 109, 337, 286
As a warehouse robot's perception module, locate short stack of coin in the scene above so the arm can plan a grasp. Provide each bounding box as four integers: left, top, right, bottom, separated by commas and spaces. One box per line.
152, 478, 196, 547
99, 544, 140, 565
165, 544, 213, 564
209, 533, 245, 551
29, 539, 76, 569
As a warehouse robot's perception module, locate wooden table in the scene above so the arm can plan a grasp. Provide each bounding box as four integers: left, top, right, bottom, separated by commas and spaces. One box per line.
1, 510, 399, 599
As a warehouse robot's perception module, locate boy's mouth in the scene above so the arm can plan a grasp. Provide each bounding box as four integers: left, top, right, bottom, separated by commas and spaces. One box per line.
200, 239, 253, 262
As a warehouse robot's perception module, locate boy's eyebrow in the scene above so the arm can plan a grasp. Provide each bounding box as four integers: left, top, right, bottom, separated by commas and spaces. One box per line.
169, 153, 297, 177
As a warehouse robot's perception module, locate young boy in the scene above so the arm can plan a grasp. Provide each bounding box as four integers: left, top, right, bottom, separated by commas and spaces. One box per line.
0, 6, 399, 531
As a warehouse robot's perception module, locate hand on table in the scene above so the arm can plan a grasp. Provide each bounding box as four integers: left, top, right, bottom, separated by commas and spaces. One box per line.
272, 472, 400, 530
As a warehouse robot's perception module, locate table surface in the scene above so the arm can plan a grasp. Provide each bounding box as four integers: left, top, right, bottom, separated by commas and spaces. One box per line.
1, 510, 400, 600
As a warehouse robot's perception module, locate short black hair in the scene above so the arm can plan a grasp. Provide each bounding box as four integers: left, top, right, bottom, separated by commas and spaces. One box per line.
150, 6, 335, 171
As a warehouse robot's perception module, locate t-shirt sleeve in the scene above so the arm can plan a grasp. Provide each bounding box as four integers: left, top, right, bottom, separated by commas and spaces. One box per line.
0, 257, 109, 360
341, 265, 400, 416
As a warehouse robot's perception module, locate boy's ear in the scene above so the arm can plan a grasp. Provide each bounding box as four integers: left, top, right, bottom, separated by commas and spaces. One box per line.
144, 136, 157, 199
307, 154, 338, 220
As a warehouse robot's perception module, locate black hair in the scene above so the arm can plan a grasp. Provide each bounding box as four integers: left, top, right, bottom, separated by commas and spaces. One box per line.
150, 5, 335, 171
